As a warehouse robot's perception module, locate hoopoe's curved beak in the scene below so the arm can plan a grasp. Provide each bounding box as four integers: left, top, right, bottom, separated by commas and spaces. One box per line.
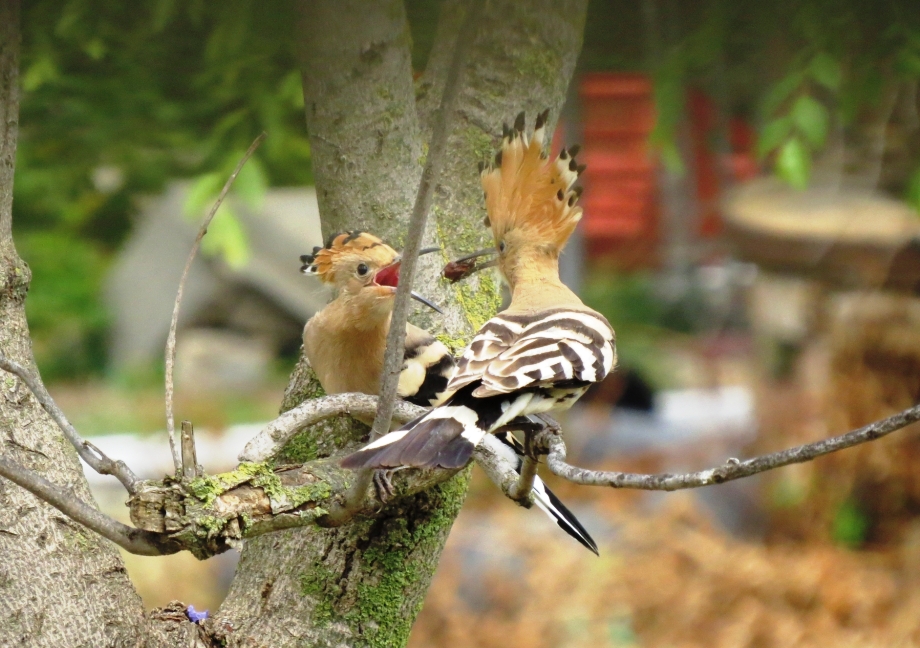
372, 247, 444, 314
442, 248, 498, 283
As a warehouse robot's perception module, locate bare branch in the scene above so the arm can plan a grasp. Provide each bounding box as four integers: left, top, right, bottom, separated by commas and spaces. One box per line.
164, 133, 267, 473
508, 454, 539, 504
347, 0, 484, 510
543, 402, 920, 490
239, 393, 426, 463
0, 455, 179, 556
0, 355, 139, 493
7, 386, 917, 559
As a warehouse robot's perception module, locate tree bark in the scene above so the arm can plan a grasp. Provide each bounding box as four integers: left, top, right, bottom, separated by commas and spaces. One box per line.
0, 2, 149, 645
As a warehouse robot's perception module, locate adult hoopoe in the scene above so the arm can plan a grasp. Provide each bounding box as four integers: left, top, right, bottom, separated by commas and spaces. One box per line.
341, 110, 616, 479
301, 230, 598, 554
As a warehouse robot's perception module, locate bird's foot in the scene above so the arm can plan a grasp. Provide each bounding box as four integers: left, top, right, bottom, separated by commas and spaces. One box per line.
372, 469, 396, 505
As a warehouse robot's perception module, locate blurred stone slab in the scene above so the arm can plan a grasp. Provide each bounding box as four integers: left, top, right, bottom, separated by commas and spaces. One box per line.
723, 177, 920, 292
105, 182, 329, 369
175, 328, 273, 394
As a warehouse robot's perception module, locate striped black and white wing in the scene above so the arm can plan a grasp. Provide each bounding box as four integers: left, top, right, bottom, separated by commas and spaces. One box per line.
398, 324, 456, 407
448, 308, 616, 398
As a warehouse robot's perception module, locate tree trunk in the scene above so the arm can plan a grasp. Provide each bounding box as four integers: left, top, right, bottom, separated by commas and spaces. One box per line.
213, 2, 588, 647
0, 2, 149, 645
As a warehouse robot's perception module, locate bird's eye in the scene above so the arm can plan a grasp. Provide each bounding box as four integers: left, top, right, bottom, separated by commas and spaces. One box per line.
498, 241, 506, 253
357, 263, 369, 276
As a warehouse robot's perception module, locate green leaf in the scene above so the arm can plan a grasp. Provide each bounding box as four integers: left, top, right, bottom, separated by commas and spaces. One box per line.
905, 167, 920, 215
832, 499, 868, 548
22, 55, 59, 92
279, 70, 305, 109
84, 38, 106, 61
809, 53, 842, 90
659, 139, 686, 176
183, 172, 223, 217
756, 116, 792, 160
791, 95, 829, 148
775, 137, 811, 189
232, 156, 267, 211
761, 70, 806, 117
201, 206, 251, 269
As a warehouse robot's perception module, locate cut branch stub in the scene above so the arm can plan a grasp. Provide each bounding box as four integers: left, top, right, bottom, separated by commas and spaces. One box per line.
126, 454, 463, 559
180, 420, 201, 479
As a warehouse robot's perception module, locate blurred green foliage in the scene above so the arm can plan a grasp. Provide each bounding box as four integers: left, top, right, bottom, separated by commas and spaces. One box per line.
13, 0, 920, 381
581, 272, 679, 390
14, 0, 311, 379
645, 0, 920, 195
13, 0, 451, 381
832, 498, 870, 548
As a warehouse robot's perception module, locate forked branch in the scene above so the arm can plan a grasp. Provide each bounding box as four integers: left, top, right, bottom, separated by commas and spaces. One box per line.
0, 355, 139, 492
0, 455, 177, 555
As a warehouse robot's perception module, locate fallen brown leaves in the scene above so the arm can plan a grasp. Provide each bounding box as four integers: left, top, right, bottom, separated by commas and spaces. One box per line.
411, 490, 920, 648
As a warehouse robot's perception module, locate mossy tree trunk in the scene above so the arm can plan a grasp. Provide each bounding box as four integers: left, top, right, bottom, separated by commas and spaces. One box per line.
0, 0, 587, 646
213, 2, 588, 647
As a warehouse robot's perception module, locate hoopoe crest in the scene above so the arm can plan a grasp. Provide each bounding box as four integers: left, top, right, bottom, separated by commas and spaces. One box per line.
301, 231, 401, 292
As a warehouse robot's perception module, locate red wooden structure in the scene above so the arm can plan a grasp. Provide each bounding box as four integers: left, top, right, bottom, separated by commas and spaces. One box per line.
577, 73, 758, 268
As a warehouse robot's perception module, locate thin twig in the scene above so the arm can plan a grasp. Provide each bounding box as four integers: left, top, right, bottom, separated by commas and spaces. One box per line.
164, 133, 266, 473
346, 0, 483, 508
0, 455, 178, 555
0, 355, 139, 493
543, 402, 920, 490
6, 393, 919, 557
239, 393, 426, 462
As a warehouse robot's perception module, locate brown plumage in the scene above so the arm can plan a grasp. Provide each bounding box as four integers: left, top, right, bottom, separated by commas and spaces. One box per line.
302, 232, 597, 552
481, 108, 583, 264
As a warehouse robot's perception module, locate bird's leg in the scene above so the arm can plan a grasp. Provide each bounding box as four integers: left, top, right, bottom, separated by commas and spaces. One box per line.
531, 413, 561, 455
501, 417, 548, 506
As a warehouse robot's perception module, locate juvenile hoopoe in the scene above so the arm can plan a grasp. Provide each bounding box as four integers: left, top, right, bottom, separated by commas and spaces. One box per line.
341, 110, 616, 478
302, 230, 598, 554
300, 231, 452, 409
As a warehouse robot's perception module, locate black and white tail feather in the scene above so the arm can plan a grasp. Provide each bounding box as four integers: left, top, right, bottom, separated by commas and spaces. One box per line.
377, 321, 599, 553
494, 430, 598, 555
